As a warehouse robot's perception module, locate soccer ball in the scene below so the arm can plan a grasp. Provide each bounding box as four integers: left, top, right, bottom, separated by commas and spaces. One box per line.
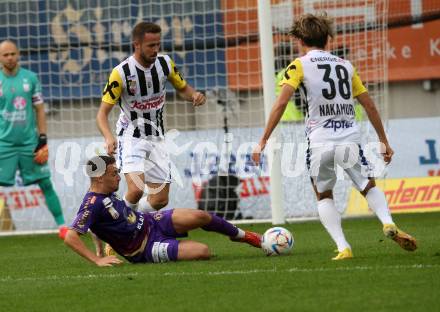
261, 227, 294, 256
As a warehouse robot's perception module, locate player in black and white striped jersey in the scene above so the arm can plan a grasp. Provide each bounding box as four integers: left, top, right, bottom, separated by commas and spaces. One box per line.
97, 22, 206, 215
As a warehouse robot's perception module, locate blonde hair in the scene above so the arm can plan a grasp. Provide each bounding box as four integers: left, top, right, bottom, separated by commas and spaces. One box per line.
289, 13, 334, 48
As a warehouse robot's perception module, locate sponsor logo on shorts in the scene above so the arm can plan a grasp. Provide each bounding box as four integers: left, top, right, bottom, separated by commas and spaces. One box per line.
152, 242, 170, 263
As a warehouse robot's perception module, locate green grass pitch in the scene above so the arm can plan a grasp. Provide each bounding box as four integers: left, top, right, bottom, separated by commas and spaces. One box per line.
0, 212, 439, 312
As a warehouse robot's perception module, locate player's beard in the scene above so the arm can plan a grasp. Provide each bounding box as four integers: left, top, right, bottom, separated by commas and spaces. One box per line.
140, 51, 156, 66
2, 61, 18, 73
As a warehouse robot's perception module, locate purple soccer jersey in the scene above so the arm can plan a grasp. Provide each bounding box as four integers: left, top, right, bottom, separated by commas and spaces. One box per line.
71, 192, 150, 257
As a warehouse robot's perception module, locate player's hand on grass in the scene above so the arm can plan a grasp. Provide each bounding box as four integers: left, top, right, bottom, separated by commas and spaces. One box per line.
105, 136, 117, 155
95, 246, 104, 257
95, 255, 123, 267
192, 91, 206, 107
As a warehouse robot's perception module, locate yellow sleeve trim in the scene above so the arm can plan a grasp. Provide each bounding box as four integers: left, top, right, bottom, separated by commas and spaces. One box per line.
279, 58, 303, 91
168, 58, 187, 90
101, 68, 123, 105
352, 67, 367, 97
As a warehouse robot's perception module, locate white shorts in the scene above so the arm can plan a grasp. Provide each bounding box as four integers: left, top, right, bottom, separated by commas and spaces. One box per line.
307, 142, 373, 193
117, 136, 171, 183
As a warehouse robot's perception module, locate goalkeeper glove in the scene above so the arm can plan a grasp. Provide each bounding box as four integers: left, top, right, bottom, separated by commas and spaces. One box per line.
34, 134, 48, 165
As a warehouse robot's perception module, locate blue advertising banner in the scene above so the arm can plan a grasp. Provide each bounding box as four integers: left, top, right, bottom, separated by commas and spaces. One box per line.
0, 0, 226, 100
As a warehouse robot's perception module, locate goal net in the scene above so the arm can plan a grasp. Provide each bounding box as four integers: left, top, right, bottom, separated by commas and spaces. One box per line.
2, 0, 434, 231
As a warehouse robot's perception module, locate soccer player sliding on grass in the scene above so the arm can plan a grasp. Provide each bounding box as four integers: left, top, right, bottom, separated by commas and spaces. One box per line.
252, 13, 417, 260
64, 155, 261, 266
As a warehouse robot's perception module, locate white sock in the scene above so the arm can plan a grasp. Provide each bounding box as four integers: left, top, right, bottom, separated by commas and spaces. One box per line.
235, 228, 245, 239
137, 197, 156, 213
123, 196, 138, 211
317, 198, 351, 252
365, 187, 394, 225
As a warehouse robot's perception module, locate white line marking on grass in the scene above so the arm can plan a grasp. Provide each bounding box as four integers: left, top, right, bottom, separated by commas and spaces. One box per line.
1, 264, 438, 283
163, 269, 277, 276
0, 272, 139, 283
163, 264, 440, 276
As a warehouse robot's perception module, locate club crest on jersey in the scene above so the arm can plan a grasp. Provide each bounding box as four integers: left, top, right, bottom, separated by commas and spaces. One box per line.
153, 212, 163, 221
23, 79, 30, 92
127, 75, 137, 94
126, 211, 137, 224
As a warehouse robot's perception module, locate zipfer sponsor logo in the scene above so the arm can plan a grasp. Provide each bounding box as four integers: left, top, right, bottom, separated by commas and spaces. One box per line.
323, 119, 354, 131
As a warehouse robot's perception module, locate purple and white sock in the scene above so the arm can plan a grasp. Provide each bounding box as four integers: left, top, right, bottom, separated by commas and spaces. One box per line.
201, 213, 244, 238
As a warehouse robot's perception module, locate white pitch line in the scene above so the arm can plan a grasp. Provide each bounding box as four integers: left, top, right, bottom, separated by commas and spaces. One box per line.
163, 264, 440, 276
0, 272, 139, 283
1, 264, 438, 283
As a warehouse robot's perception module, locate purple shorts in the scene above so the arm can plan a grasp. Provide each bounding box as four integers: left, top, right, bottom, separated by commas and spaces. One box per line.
131, 209, 187, 263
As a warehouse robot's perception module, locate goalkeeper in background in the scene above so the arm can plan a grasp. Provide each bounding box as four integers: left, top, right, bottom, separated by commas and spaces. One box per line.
0, 40, 67, 239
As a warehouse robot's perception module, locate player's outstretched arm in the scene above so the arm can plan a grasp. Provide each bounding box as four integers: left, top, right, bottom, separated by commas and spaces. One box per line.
90, 231, 104, 257
356, 92, 394, 163
96, 101, 117, 155
64, 229, 122, 267
252, 84, 295, 165
176, 84, 206, 107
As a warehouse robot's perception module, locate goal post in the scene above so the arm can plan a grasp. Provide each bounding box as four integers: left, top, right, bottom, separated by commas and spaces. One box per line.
258, 0, 285, 225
